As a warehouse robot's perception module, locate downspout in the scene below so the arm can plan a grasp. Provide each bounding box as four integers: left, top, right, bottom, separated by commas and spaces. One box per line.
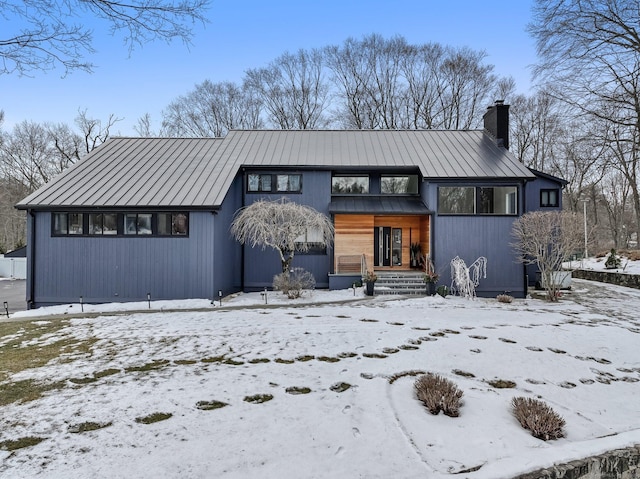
521, 180, 528, 297
240, 174, 246, 292
27, 209, 36, 309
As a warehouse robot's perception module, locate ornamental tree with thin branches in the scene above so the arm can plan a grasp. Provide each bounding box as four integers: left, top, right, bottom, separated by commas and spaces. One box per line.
230, 198, 334, 274
511, 210, 583, 301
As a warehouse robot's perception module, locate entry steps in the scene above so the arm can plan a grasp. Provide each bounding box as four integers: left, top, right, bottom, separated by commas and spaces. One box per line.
373, 271, 427, 295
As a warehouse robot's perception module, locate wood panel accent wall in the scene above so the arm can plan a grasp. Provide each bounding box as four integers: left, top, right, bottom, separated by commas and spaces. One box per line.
334, 214, 431, 272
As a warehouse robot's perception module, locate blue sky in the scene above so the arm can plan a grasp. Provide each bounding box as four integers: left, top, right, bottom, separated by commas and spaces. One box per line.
1, 0, 537, 135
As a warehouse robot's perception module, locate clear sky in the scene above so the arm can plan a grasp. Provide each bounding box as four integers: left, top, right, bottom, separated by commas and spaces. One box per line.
1, 0, 538, 135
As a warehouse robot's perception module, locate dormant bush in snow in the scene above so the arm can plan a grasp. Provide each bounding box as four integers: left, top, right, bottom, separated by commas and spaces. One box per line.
511, 396, 566, 441
496, 294, 513, 303
273, 267, 316, 299
414, 373, 463, 417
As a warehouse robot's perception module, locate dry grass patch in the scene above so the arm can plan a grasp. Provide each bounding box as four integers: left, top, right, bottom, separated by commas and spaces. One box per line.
68, 421, 112, 433
487, 379, 517, 389
196, 400, 229, 410
0, 436, 46, 451
0, 379, 66, 406
512, 397, 565, 440
285, 386, 311, 395
414, 373, 463, 417
135, 412, 173, 424
244, 394, 273, 404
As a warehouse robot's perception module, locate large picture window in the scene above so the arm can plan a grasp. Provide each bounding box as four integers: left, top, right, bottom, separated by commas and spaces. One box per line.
438, 186, 518, 215
331, 176, 369, 194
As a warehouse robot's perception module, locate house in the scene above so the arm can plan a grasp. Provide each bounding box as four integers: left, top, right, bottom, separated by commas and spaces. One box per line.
16, 102, 565, 308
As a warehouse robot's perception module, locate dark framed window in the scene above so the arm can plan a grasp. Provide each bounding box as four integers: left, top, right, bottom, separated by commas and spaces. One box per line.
125, 213, 152, 235
331, 175, 369, 194
89, 213, 118, 235
381, 175, 419, 194
540, 189, 559, 207
438, 186, 518, 215
247, 174, 272, 192
294, 227, 327, 254
158, 213, 188, 236
52, 212, 189, 237
53, 212, 85, 235
276, 174, 302, 192
438, 187, 475, 214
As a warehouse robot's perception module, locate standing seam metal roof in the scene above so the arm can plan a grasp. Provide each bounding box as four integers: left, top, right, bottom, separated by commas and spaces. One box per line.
16, 130, 536, 209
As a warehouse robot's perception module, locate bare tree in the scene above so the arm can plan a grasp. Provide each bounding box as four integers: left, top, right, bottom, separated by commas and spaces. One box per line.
245, 49, 331, 129
162, 80, 263, 137
530, 0, 640, 248
75, 109, 121, 153
230, 198, 334, 274
511, 211, 584, 301
1, 0, 210, 75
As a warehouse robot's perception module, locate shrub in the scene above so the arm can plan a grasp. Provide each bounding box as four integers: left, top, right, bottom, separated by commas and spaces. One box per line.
511, 396, 565, 441
414, 373, 463, 417
605, 248, 622, 269
496, 294, 513, 303
273, 268, 316, 299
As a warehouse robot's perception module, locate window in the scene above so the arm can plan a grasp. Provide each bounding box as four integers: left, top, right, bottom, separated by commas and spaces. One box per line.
248, 174, 272, 192
53, 213, 85, 235
381, 175, 419, 194
89, 213, 118, 235
52, 212, 189, 237
158, 213, 188, 236
125, 213, 152, 235
438, 186, 518, 215
540, 189, 559, 207
478, 187, 517, 214
247, 173, 302, 193
294, 227, 326, 254
331, 176, 369, 194
277, 174, 302, 192
438, 187, 475, 214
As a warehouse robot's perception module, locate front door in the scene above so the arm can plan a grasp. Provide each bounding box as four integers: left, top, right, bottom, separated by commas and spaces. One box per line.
374, 226, 402, 267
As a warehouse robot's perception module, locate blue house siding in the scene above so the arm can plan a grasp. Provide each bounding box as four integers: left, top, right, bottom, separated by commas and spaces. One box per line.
242, 170, 333, 291
424, 180, 528, 298
213, 177, 243, 298
29, 211, 218, 307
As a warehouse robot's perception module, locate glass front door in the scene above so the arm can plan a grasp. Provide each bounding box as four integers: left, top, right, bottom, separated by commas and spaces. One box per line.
374, 226, 402, 267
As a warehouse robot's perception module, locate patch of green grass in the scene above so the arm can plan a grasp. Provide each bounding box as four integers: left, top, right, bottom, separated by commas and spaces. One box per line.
201, 355, 225, 363
248, 358, 271, 364
274, 358, 295, 364
68, 421, 112, 433
296, 355, 315, 362
174, 359, 198, 365
363, 353, 387, 359
69, 376, 98, 385
196, 400, 229, 410
285, 386, 311, 395
124, 359, 170, 373
0, 318, 96, 381
487, 379, 517, 389
223, 358, 244, 366
337, 352, 358, 358
135, 412, 173, 424
93, 368, 121, 378
0, 436, 46, 451
0, 379, 66, 406
317, 356, 340, 363
388, 370, 426, 384
330, 382, 352, 392
244, 394, 273, 404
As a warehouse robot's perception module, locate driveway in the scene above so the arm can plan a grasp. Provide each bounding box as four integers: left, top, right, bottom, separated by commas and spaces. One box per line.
0, 279, 27, 314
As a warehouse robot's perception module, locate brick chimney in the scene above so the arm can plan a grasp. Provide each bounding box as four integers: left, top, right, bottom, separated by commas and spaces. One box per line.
483, 100, 509, 149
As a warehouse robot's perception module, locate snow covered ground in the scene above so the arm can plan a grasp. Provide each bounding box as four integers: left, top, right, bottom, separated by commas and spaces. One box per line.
1, 279, 640, 478
565, 253, 640, 275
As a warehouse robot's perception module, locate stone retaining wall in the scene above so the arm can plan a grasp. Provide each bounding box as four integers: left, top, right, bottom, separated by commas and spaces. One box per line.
571, 269, 640, 290
514, 445, 640, 479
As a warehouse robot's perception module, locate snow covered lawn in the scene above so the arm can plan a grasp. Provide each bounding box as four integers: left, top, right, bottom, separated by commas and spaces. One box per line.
2, 280, 640, 478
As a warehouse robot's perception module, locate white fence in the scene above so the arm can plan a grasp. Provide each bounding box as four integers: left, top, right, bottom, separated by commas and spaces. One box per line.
0, 256, 27, 279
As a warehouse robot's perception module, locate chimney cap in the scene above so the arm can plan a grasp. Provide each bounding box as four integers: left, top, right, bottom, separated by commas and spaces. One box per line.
494, 99, 505, 105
